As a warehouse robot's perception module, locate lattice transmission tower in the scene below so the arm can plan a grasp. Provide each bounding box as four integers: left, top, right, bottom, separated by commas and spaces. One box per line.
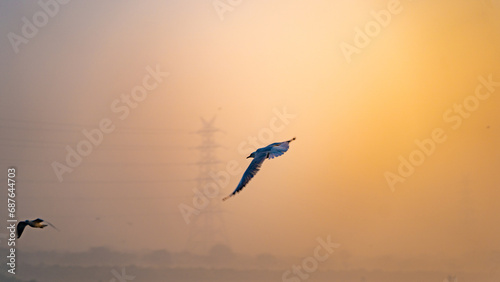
186, 116, 230, 254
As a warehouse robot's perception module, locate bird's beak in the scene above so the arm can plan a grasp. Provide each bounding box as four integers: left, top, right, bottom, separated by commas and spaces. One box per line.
246, 155, 251, 159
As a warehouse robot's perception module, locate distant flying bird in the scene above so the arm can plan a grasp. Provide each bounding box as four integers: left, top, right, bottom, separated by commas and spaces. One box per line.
223, 137, 296, 201
17, 218, 58, 239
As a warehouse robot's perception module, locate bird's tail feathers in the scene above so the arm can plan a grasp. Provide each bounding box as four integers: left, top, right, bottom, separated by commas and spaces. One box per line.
222, 194, 233, 201
288, 137, 296, 142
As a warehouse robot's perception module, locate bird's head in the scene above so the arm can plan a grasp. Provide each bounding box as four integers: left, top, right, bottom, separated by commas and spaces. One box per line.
247, 152, 255, 159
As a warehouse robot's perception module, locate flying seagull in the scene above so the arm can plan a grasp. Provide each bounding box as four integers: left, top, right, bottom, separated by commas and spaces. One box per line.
223, 137, 296, 201
17, 218, 58, 239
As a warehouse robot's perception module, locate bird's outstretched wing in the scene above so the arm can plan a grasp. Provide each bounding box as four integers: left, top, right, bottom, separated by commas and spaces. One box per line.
268, 137, 295, 159
17, 222, 27, 239
223, 152, 266, 201
44, 220, 59, 231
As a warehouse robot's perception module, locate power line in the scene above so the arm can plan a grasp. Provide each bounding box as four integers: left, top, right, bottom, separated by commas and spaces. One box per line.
13, 179, 193, 184
0, 142, 184, 150
0, 160, 189, 167
18, 195, 191, 201
0, 117, 185, 133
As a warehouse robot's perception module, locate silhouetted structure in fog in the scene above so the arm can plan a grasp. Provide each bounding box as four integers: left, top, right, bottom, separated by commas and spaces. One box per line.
186, 116, 230, 254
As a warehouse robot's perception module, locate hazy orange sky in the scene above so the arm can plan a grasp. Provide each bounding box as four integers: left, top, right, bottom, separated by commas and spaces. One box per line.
1, 0, 499, 273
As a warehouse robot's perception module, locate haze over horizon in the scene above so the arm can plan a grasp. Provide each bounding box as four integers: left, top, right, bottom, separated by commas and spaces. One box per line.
1, 0, 499, 280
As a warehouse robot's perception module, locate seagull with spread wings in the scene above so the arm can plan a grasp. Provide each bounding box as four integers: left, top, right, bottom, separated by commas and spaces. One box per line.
17, 218, 58, 239
223, 137, 295, 201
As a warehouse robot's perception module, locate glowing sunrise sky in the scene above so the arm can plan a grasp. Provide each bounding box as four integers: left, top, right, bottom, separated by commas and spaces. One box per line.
1, 0, 499, 274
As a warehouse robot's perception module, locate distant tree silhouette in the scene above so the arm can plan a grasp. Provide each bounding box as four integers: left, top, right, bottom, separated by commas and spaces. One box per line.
444, 274, 458, 282
143, 249, 172, 266
208, 244, 234, 263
